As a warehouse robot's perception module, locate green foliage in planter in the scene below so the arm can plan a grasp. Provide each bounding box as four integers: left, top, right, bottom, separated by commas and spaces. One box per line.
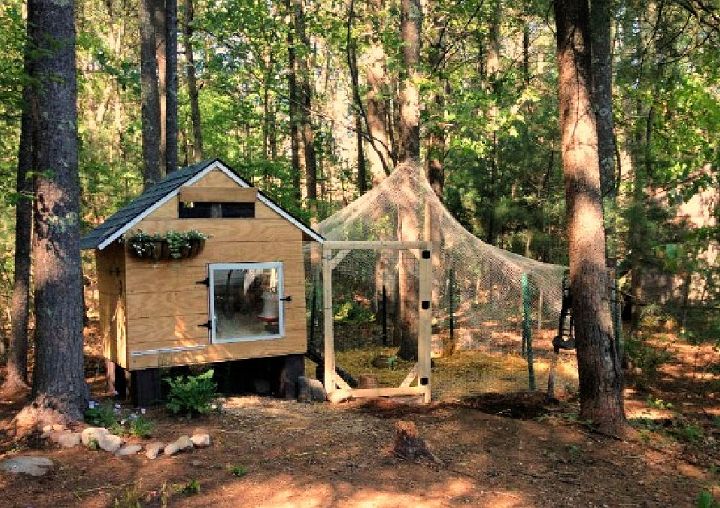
127, 230, 208, 260
165, 369, 218, 416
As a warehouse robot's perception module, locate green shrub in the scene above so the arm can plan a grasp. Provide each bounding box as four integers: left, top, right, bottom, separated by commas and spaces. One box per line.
178, 479, 201, 496
128, 415, 155, 438
229, 464, 248, 477
166, 369, 218, 416
696, 490, 719, 508
625, 336, 673, 379
84, 402, 116, 427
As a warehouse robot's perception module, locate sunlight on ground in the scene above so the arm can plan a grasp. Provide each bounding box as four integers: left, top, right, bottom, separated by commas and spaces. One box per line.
317, 335, 579, 402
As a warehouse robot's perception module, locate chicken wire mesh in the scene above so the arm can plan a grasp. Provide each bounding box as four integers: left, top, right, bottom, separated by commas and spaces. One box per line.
305, 163, 576, 399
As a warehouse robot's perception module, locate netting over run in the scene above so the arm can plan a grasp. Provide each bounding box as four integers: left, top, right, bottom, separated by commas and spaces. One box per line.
307, 163, 571, 398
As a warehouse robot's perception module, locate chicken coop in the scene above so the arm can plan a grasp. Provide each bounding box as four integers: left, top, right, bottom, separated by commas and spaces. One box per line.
81, 159, 323, 404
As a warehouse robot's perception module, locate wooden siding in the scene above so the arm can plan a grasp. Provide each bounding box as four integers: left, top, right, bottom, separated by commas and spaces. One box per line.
96, 243, 128, 368
178, 186, 257, 203
122, 169, 307, 370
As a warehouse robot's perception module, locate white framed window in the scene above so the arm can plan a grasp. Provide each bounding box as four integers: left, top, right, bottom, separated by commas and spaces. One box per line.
208, 262, 285, 343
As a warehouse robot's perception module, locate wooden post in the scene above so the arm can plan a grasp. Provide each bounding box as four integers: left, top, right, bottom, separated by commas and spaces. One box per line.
382, 285, 388, 346
418, 244, 432, 403
522, 273, 535, 391
322, 245, 335, 395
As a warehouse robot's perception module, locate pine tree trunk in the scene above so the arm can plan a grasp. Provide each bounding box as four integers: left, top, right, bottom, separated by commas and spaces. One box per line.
286, 0, 302, 206
31, 0, 89, 418
292, 0, 317, 213
183, 0, 203, 162
154, 0, 167, 172
398, 0, 422, 163
5, 8, 35, 392
165, 0, 178, 172
346, 0, 367, 193
554, 0, 625, 436
140, 0, 162, 187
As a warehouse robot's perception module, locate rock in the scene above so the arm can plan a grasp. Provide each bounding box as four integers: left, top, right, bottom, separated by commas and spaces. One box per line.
51, 432, 81, 448
358, 374, 379, 389
328, 389, 352, 404
145, 442, 165, 460
0, 456, 54, 477
164, 435, 193, 456
297, 376, 326, 402
98, 433, 123, 453
190, 433, 211, 448
81, 427, 109, 446
116, 444, 142, 456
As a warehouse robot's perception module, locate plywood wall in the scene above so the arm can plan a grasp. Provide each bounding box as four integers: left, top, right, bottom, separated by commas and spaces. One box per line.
97, 243, 128, 368
121, 168, 308, 370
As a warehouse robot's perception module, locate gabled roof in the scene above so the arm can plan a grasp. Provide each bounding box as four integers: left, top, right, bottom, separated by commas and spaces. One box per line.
81, 158, 324, 250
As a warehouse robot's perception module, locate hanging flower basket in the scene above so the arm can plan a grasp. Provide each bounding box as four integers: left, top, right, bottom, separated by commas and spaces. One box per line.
127, 230, 208, 260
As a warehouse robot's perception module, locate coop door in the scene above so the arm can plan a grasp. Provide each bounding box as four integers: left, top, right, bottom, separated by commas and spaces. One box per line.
208, 262, 285, 343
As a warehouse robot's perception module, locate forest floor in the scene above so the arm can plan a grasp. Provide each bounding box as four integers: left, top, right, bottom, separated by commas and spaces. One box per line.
1, 325, 720, 507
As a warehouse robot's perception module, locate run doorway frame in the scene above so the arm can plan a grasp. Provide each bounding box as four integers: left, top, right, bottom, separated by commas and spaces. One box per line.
321, 240, 433, 403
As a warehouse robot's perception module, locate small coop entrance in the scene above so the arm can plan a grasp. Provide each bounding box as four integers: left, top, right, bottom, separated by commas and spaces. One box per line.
208, 262, 286, 343
321, 240, 433, 403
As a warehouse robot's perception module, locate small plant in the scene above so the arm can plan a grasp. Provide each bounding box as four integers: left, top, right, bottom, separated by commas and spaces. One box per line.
646, 396, 674, 410
177, 479, 201, 496
113, 482, 143, 508
229, 464, 248, 477
128, 415, 155, 438
673, 422, 704, 444
697, 490, 720, 508
625, 336, 673, 379
166, 369, 218, 416
84, 401, 116, 427
88, 438, 100, 451
164, 230, 190, 259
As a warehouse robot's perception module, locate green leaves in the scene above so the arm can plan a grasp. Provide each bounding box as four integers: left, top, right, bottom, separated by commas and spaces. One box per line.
165, 369, 218, 417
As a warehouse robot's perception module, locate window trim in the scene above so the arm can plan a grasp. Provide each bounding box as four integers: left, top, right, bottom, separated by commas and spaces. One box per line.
208, 262, 285, 344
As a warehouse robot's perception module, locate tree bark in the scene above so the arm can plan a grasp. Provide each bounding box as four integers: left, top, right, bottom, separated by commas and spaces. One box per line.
286, 0, 302, 206
346, 0, 367, 193
5, 6, 35, 393
30, 0, 89, 418
165, 0, 178, 172
182, 0, 203, 162
554, 0, 625, 436
140, 0, 162, 188
398, 0, 422, 163
153, 0, 167, 172
292, 0, 318, 214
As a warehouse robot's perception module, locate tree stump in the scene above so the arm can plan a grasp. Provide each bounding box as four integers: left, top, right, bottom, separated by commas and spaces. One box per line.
393, 420, 440, 463
358, 374, 379, 389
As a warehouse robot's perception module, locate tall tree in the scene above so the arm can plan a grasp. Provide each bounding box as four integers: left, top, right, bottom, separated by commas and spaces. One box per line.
554, 0, 626, 435
398, 0, 422, 162
140, 0, 162, 188
166, 0, 178, 172
286, 0, 302, 206
292, 0, 318, 214
182, 0, 203, 162
4, 4, 35, 394
346, 0, 367, 194
153, 0, 168, 171
31, 0, 88, 417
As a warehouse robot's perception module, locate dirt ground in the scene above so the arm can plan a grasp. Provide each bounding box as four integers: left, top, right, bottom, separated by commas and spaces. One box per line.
1, 327, 720, 507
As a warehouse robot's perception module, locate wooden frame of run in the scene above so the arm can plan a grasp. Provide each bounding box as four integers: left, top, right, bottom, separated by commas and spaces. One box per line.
321, 240, 433, 403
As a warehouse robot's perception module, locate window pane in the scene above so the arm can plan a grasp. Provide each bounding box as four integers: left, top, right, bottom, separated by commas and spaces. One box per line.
221, 202, 254, 218
212, 265, 282, 341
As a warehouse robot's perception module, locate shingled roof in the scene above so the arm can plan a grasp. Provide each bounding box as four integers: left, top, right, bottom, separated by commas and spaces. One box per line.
81, 158, 323, 250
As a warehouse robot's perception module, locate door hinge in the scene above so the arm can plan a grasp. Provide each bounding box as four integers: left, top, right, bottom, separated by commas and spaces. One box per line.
280, 295, 293, 302
196, 277, 209, 287
198, 321, 211, 329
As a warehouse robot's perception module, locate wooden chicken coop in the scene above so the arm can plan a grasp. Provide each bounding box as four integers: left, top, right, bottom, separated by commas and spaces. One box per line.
81, 159, 323, 404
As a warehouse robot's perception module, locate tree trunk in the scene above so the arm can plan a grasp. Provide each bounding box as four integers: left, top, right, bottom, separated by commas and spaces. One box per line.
154, 0, 167, 172
31, 0, 89, 418
183, 0, 203, 162
286, 0, 302, 206
165, 0, 178, 172
5, 8, 35, 393
346, 0, 367, 194
140, 0, 162, 187
554, 0, 625, 436
292, 0, 318, 214
398, 0, 422, 163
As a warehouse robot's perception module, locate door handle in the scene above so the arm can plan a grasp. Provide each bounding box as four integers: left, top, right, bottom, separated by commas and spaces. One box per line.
280, 295, 292, 302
